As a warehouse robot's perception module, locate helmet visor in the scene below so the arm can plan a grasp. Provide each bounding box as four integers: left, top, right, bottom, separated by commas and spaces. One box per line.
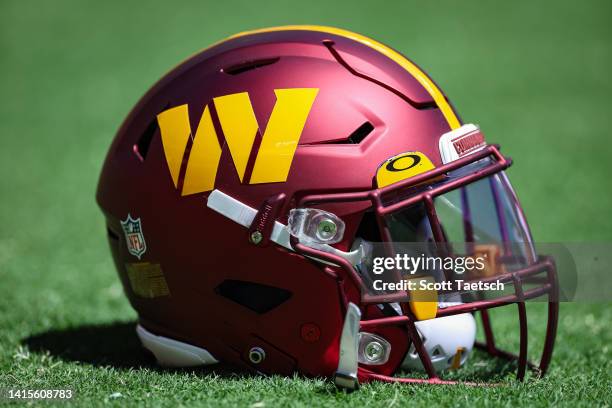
385, 157, 536, 269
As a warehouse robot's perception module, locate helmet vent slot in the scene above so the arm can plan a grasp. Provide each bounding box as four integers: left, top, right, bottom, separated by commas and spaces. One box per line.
304, 122, 374, 145
133, 104, 169, 161
344, 122, 374, 144
215, 279, 291, 314
222, 57, 280, 75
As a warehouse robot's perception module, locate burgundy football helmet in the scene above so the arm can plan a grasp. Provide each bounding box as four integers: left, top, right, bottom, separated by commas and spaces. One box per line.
97, 26, 558, 388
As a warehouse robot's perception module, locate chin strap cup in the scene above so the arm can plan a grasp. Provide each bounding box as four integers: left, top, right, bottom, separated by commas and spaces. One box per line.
334, 302, 361, 391
334, 372, 359, 390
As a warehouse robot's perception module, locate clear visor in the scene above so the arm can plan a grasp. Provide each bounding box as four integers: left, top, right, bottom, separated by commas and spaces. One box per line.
383, 157, 536, 270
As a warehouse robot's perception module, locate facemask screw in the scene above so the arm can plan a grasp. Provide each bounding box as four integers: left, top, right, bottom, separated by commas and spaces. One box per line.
248, 347, 266, 364
364, 341, 384, 362
250, 231, 263, 245
317, 218, 337, 241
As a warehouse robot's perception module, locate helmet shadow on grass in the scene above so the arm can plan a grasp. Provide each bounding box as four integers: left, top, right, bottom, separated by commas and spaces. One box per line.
21, 321, 254, 378
22, 322, 521, 386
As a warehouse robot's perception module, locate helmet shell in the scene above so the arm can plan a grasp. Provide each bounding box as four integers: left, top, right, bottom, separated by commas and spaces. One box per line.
97, 26, 461, 378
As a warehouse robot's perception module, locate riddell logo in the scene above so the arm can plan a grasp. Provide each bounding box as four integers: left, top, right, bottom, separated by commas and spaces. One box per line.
157, 88, 318, 196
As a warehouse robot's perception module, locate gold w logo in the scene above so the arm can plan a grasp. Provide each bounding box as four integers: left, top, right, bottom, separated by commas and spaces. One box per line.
157, 88, 318, 196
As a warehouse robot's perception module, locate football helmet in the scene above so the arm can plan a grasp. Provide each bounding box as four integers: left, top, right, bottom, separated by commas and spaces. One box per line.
97, 26, 558, 388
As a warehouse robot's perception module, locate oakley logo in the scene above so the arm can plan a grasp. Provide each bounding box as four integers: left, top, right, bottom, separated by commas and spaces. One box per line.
375, 151, 436, 188
157, 88, 318, 196
385, 154, 421, 172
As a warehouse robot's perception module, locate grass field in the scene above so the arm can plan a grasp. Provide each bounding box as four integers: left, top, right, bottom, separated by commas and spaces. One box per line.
1, 0, 611, 406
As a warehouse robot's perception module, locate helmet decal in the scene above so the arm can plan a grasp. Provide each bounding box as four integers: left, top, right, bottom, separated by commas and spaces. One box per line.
120, 213, 147, 259
375, 151, 436, 188
157, 104, 193, 188
438, 124, 486, 164
157, 88, 318, 196
183, 104, 223, 195
125, 262, 170, 299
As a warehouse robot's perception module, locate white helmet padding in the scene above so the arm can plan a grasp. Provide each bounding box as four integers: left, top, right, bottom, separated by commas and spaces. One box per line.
401, 313, 476, 372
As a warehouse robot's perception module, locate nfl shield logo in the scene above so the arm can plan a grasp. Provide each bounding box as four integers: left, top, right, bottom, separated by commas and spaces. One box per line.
121, 214, 147, 259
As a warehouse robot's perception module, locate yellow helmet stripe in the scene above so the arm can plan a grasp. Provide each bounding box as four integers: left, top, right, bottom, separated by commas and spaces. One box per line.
228, 25, 461, 130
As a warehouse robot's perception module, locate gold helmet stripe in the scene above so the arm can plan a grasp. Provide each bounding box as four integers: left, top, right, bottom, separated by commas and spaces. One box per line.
228, 25, 461, 130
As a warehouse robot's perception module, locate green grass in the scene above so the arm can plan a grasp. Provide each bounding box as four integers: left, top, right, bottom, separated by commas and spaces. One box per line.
0, 0, 611, 406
